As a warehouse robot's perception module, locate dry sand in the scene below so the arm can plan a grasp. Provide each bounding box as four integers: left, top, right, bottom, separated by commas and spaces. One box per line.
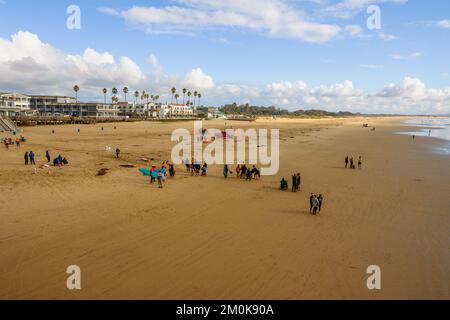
0, 117, 448, 299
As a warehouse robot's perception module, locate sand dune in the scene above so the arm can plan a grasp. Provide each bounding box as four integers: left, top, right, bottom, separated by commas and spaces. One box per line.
0, 117, 448, 299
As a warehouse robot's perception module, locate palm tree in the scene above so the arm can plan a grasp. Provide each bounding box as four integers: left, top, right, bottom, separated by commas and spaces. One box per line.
187, 91, 192, 105
193, 91, 198, 108
73, 85, 80, 102
182, 88, 187, 105
134, 91, 139, 105
102, 88, 108, 104
73, 85, 79, 116
197, 93, 202, 107
171, 87, 176, 105
123, 87, 129, 102
155, 95, 160, 104
112, 87, 118, 104
174, 93, 180, 104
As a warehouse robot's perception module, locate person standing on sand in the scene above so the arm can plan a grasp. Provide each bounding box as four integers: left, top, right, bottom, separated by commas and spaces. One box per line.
223, 165, 229, 179
240, 165, 247, 179
45, 150, 51, 163
292, 174, 296, 192
24, 151, 29, 165
157, 171, 164, 188
296, 173, 301, 191
236, 164, 241, 178
318, 194, 323, 213
309, 193, 314, 213
345, 156, 349, 168
358, 156, 362, 169
29, 151, 35, 165
350, 157, 354, 169
115, 147, 121, 159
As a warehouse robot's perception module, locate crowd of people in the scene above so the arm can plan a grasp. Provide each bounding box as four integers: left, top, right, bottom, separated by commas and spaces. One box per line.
279, 173, 302, 192
23, 150, 69, 167
344, 156, 362, 169
2, 136, 26, 148
233, 164, 261, 180
183, 159, 208, 176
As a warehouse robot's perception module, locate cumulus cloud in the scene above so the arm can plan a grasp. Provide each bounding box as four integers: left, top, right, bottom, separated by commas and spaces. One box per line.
0, 31, 213, 102
0, 31, 448, 115
212, 78, 449, 115
99, 0, 341, 43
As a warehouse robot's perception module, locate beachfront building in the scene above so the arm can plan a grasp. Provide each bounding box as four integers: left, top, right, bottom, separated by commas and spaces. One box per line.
169, 104, 194, 118
118, 102, 145, 117
32, 102, 119, 118
30, 95, 77, 116
207, 107, 226, 119
0, 92, 32, 116
117, 102, 162, 118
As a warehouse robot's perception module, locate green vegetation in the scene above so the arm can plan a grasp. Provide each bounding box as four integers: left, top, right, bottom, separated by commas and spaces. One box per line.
219, 103, 359, 117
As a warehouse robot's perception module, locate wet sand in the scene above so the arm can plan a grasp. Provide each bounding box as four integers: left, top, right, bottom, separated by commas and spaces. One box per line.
0, 117, 448, 299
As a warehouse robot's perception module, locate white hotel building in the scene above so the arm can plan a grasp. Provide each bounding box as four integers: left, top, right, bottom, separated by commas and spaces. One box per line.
0, 92, 32, 116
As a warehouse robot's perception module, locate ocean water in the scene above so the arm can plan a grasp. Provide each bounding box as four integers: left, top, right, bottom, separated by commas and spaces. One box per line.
397, 117, 450, 155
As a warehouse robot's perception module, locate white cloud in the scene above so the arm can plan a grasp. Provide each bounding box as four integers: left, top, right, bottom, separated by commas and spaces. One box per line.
344, 25, 367, 38
183, 68, 215, 90
0, 31, 212, 101
99, 0, 341, 43
391, 52, 422, 60
377, 31, 399, 41
0, 31, 448, 115
323, 0, 408, 19
213, 78, 449, 115
436, 19, 450, 29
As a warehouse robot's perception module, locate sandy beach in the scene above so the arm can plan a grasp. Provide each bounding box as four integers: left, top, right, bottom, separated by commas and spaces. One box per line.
0, 117, 448, 300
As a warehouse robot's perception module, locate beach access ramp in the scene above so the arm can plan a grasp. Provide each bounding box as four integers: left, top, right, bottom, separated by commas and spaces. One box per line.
0, 117, 17, 132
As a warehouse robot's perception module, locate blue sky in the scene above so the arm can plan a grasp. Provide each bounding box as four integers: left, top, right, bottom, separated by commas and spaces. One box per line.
0, 0, 449, 114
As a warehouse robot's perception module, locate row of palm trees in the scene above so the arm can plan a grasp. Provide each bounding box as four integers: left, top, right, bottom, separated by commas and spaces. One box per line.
72, 85, 203, 108
171, 87, 202, 108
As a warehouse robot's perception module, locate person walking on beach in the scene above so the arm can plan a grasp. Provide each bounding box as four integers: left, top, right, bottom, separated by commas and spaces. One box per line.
29, 151, 35, 165
312, 195, 320, 215
358, 156, 362, 169
309, 193, 314, 213
115, 147, 121, 159
350, 157, 354, 169
292, 174, 296, 192
345, 156, 349, 168
45, 150, 51, 163
296, 173, 301, 191
236, 164, 241, 178
15, 138, 20, 148
157, 171, 164, 188
318, 194, 323, 213
24, 151, 29, 165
